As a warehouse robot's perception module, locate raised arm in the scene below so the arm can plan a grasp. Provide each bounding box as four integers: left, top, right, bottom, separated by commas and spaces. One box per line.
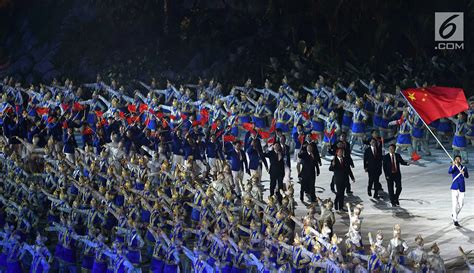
182, 246, 197, 263
97, 95, 112, 108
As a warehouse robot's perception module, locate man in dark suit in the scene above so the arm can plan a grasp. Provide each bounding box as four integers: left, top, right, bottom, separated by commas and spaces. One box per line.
329, 148, 355, 211
383, 144, 410, 207
364, 138, 383, 198
279, 135, 291, 170
264, 142, 286, 203
329, 132, 353, 164
363, 129, 395, 153
298, 142, 320, 203
329, 132, 354, 194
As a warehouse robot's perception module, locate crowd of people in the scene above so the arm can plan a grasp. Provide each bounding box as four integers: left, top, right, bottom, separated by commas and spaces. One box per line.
0, 75, 472, 272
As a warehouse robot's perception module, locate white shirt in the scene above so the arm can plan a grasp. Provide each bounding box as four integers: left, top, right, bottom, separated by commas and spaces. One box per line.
390, 153, 397, 172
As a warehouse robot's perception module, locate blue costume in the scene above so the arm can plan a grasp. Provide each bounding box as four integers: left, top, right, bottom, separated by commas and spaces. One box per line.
449, 164, 469, 192
452, 118, 468, 150
274, 108, 292, 133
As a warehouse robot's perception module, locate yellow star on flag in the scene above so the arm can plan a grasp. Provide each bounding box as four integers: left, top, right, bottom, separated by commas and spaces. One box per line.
408, 92, 416, 101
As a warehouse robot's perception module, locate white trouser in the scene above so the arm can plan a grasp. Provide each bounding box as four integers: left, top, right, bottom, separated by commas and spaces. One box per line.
172, 154, 183, 168
451, 189, 465, 221
208, 158, 218, 174
65, 153, 75, 164
232, 170, 244, 195
195, 160, 206, 174
294, 148, 300, 162
284, 166, 290, 184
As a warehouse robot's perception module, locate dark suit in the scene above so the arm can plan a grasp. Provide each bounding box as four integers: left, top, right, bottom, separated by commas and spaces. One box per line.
329, 156, 355, 210
383, 152, 408, 205
264, 150, 286, 201
329, 140, 353, 166
364, 145, 383, 197
281, 144, 291, 169
298, 151, 320, 202
308, 141, 322, 166
329, 140, 354, 193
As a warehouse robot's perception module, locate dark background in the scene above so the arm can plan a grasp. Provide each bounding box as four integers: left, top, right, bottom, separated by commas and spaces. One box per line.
0, 0, 472, 95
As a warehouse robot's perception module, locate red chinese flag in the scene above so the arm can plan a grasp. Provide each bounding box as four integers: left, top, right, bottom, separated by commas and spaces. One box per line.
258, 130, 271, 139
302, 111, 310, 120
200, 108, 209, 118
211, 123, 218, 130
411, 151, 421, 161
269, 119, 276, 133
82, 127, 93, 135
161, 118, 169, 128
192, 120, 199, 127
156, 112, 164, 119
223, 135, 236, 142
242, 123, 254, 131
200, 116, 209, 126
402, 87, 468, 124
36, 107, 49, 116
73, 102, 84, 112
310, 133, 319, 140
95, 111, 104, 118
180, 113, 188, 120
61, 103, 70, 112
119, 111, 125, 119
127, 104, 137, 113
127, 116, 139, 125
139, 104, 148, 113
298, 134, 305, 144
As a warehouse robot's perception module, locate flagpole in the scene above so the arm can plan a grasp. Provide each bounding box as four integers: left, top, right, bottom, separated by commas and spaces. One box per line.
400, 92, 454, 162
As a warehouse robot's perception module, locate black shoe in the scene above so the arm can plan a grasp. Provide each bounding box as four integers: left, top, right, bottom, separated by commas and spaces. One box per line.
367, 189, 372, 197
339, 208, 348, 212
347, 191, 353, 194
373, 194, 380, 199
454, 221, 460, 227
396, 200, 400, 205
391, 203, 397, 207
